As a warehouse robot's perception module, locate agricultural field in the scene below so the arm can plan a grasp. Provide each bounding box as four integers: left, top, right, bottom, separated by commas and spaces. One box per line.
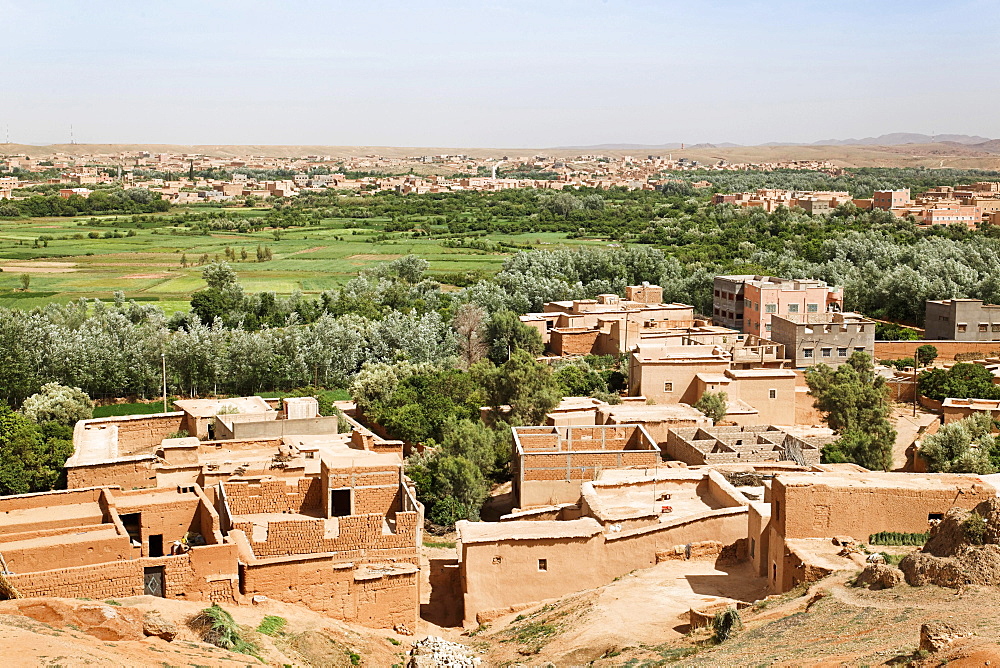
0, 207, 608, 311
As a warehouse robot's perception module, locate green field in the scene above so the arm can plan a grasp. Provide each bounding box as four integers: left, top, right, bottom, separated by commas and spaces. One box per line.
0, 212, 608, 311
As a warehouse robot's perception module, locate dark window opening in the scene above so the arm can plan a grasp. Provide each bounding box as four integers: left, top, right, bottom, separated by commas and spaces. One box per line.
121, 513, 141, 546
148, 534, 164, 558
929, 513, 944, 521
538, 559, 548, 572
330, 488, 352, 518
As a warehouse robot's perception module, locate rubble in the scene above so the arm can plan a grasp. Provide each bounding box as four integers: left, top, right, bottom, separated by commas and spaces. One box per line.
853, 563, 903, 590
920, 621, 974, 653
408, 636, 481, 667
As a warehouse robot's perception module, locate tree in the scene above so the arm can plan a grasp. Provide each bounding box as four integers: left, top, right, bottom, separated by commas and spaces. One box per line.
202, 262, 239, 291
919, 412, 998, 474
485, 310, 543, 364
805, 352, 896, 471
916, 344, 938, 367
695, 390, 728, 424
919, 363, 1000, 402
0, 405, 74, 495
19, 273, 29, 291
453, 303, 487, 369
477, 350, 561, 425
19, 382, 93, 426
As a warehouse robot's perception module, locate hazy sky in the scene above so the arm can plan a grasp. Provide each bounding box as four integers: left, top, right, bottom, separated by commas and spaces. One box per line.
2, 0, 999, 147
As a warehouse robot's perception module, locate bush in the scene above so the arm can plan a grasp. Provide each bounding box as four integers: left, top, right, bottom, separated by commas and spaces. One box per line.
256, 614, 286, 636
869, 531, 929, 546
19, 382, 93, 426
963, 513, 987, 545
190, 604, 260, 658
711, 608, 742, 643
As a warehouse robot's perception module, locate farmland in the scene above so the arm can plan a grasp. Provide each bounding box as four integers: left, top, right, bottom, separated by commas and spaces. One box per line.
0, 204, 608, 312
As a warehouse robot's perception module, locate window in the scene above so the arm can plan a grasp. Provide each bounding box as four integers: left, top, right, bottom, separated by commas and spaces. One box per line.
822, 348, 832, 357
855, 347, 865, 352
787, 303, 799, 313
838, 347, 848, 357
981, 323, 989, 333
768, 389, 777, 399
765, 303, 777, 314
663, 382, 673, 393
714, 289, 720, 297
493, 556, 502, 565
745, 299, 752, 309
807, 303, 818, 313
330, 488, 352, 518
538, 559, 548, 572
765, 324, 772, 332
992, 324, 1000, 333
958, 324, 968, 333
803, 348, 814, 358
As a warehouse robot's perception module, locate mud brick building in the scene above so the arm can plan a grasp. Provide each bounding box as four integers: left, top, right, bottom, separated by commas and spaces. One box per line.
14, 396, 422, 630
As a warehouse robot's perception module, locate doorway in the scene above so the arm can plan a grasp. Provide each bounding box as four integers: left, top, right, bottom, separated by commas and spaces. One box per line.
143, 566, 165, 597
330, 488, 352, 517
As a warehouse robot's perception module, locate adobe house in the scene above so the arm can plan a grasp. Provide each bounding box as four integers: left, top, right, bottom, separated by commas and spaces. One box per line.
663, 425, 831, 467
758, 471, 996, 593
458, 468, 752, 625
0, 486, 239, 603
511, 424, 661, 509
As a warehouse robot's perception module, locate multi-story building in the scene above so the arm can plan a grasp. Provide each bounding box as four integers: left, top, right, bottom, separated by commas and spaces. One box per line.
713, 275, 844, 338
924, 298, 1000, 341
768, 311, 875, 367
872, 189, 913, 210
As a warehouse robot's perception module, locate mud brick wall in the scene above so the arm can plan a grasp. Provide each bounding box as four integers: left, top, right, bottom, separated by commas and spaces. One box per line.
9, 560, 144, 600
522, 451, 658, 482
240, 559, 418, 629
327, 467, 401, 516
224, 478, 321, 515
550, 329, 600, 356
237, 511, 419, 559
67, 458, 159, 490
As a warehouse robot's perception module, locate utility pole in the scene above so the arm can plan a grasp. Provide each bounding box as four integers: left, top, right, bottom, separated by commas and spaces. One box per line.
161, 353, 168, 414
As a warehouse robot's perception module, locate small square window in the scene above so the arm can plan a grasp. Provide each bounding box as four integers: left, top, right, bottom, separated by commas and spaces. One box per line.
838, 347, 848, 357
538, 559, 548, 572
765, 304, 777, 314
807, 303, 818, 313
663, 382, 673, 393
958, 324, 968, 332
992, 325, 1000, 333
765, 324, 772, 332
768, 389, 777, 399
803, 348, 814, 358
855, 346, 865, 352
787, 303, 799, 313
980, 324, 989, 332
493, 556, 502, 565
822, 348, 832, 357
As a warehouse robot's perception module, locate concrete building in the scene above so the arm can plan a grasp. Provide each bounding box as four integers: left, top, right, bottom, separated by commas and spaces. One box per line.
941, 397, 1000, 424
872, 189, 913, 210
924, 299, 1000, 341
713, 275, 844, 338
768, 312, 875, 368
691, 368, 799, 425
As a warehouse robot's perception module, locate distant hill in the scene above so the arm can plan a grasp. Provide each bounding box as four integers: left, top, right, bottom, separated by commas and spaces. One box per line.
558, 134, 993, 151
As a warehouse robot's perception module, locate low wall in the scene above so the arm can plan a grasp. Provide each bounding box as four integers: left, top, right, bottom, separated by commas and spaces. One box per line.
66, 455, 159, 490
875, 340, 1000, 361
226, 415, 342, 440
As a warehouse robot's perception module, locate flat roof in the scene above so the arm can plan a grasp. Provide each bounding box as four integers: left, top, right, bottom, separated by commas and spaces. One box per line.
776, 471, 995, 493
726, 368, 797, 379
457, 518, 603, 544
600, 403, 706, 421
173, 396, 272, 418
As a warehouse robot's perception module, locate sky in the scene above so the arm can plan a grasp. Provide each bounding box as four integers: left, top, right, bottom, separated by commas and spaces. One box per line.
1, 0, 999, 147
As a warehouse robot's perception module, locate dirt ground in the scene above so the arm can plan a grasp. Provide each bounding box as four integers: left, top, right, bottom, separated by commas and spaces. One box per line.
891, 405, 938, 470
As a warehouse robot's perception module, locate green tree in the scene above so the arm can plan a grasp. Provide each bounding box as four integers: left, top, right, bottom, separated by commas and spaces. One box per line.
916, 344, 938, 367
695, 390, 728, 424
805, 352, 896, 471
485, 310, 543, 364
919, 412, 998, 474
19, 382, 93, 426
19, 273, 29, 291
477, 350, 561, 425
0, 405, 74, 495
919, 363, 1000, 402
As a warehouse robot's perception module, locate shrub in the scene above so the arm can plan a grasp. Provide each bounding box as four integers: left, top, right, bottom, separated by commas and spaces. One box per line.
190, 604, 260, 658
869, 531, 929, 546
963, 513, 987, 545
711, 607, 742, 643
256, 614, 286, 636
